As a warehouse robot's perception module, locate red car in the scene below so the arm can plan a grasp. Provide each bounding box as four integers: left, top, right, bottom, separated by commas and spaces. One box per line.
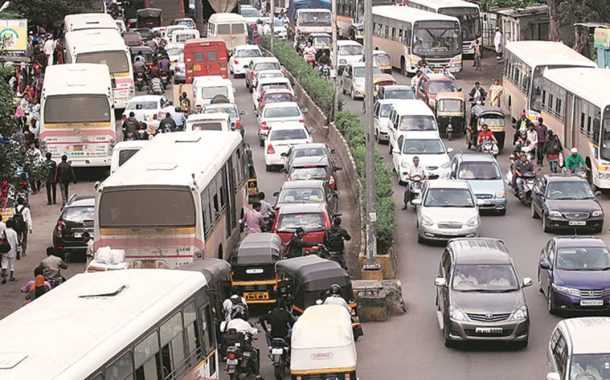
415, 72, 458, 110
272, 203, 332, 250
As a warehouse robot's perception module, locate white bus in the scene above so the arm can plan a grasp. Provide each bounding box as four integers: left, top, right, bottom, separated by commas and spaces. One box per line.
0, 269, 219, 380
534, 68, 610, 189
207, 13, 248, 50
404, 0, 480, 56
336, 0, 393, 39
94, 131, 249, 268
372, 5, 462, 75
64, 12, 119, 33
40, 64, 115, 168
64, 29, 134, 109
502, 41, 596, 121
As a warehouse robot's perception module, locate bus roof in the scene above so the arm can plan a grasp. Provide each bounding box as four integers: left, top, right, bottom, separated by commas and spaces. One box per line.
505, 41, 596, 69
42, 64, 111, 96
64, 13, 118, 32
0, 269, 207, 379
543, 68, 610, 110
208, 13, 247, 23
65, 29, 127, 54
184, 38, 227, 48
406, 0, 479, 11
373, 5, 461, 23
101, 131, 242, 189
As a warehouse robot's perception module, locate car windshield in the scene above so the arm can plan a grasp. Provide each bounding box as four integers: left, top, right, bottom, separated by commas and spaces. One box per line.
259, 72, 283, 80
378, 103, 393, 118
279, 188, 324, 204
240, 8, 259, 17
437, 99, 463, 112
424, 188, 474, 207
255, 62, 281, 71
191, 122, 224, 131
62, 206, 95, 223
458, 162, 501, 180
452, 264, 519, 292
556, 247, 610, 271
294, 147, 326, 158
200, 86, 229, 99
546, 181, 594, 200
289, 167, 327, 180
570, 354, 610, 380
236, 48, 261, 57
384, 89, 415, 100
299, 11, 331, 26
402, 139, 445, 155
339, 45, 363, 56
261, 83, 290, 93
413, 20, 461, 57
265, 93, 293, 103
277, 212, 324, 231
429, 81, 457, 94
270, 128, 307, 141
126, 100, 158, 110
353, 66, 381, 78
398, 115, 437, 131
373, 53, 391, 66
264, 106, 300, 118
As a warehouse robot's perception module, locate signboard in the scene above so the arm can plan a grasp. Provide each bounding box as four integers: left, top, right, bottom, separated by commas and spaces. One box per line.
594, 27, 610, 49
0, 19, 27, 51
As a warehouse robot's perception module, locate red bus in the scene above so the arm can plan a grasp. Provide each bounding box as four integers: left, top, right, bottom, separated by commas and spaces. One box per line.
184, 38, 229, 83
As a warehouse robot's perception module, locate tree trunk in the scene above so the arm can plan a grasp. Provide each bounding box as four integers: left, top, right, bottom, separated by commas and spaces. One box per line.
547, 0, 561, 41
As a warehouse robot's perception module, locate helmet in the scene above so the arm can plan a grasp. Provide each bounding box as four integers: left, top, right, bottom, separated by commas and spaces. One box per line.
571, 147, 578, 154
329, 283, 341, 295
295, 227, 304, 234
230, 304, 247, 320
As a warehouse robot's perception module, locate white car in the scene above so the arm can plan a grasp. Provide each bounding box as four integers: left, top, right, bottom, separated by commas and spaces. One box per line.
341, 62, 381, 100
257, 101, 304, 146
245, 57, 281, 90
122, 95, 173, 123
391, 131, 452, 183
388, 99, 439, 151
263, 123, 312, 171
252, 77, 293, 111
193, 75, 235, 106
336, 40, 363, 74
230, 45, 262, 77
255, 69, 285, 84
165, 44, 185, 83
373, 99, 396, 144
415, 179, 480, 244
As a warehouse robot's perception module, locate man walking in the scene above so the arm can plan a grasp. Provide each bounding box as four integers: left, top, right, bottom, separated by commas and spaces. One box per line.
56, 154, 76, 205
494, 28, 503, 62
535, 118, 548, 166
13, 197, 32, 258
489, 79, 503, 108
1, 219, 19, 283
44, 152, 57, 204
470, 36, 482, 71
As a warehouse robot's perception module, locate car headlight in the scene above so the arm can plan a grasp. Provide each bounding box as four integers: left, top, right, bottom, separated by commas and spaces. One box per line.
401, 159, 410, 169
548, 210, 562, 218
449, 306, 468, 321
509, 306, 528, 321
422, 215, 434, 227
466, 216, 479, 227
552, 284, 580, 297
592, 210, 604, 217
495, 191, 505, 198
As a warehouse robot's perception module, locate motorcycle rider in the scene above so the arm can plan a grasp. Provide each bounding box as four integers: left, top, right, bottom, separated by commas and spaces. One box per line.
403, 156, 426, 210
221, 307, 261, 379
477, 124, 497, 147
323, 284, 350, 312
317, 50, 331, 66
512, 151, 534, 197
223, 293, 249, 321
159, 112, 177, 133
41, 246, 67, 286
303, 42, 316, 67
123, 112, 140, 140
286, 227, 315, 258
564, 147, 586, 174
133, 51, 145, 65
468, 81, 487, 106
513, 111, 532, 145
158, 54, 171, 79
259, 301, 295, 344
324, 216, 351, 269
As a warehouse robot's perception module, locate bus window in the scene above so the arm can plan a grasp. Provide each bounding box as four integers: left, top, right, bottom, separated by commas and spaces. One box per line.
184, 303, 202, 361
134, 331, 160, 380
105, 351, 134, 380
160, 312, 186, 377
44, 94, 111, 123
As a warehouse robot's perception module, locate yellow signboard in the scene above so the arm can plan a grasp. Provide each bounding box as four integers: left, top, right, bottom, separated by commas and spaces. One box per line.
0, 19, 27, 51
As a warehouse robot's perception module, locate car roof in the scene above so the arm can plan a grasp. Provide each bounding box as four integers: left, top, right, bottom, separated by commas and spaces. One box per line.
259, 77, 290, 85
187, 112, 229, 121
258, 69, 284, 76
128, 95, 163, 103
263, 101, 300, 109
427, 179, 469, 189
204, 103, 238, 110
252, 57, 280, 64
291, 155, 330, 167
553, 236, 608, 248
193, 75, 230, 85
559, 317, 610, 354
337, 40, 362, 46
401, 131, 442, 139
278, 203, 326, 213
455, 152, 498, 163
391, 100, 434, 116
281, 180, 325, 189
262, 88, 292, 95
544, 174, 589, 183
448, 238, 512, 264
269, 122, 306, 130
66, 195, 95, 208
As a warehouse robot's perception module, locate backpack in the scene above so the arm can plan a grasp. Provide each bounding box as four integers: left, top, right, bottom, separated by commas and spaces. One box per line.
325, 227, 344, 252
13, 206, 26, 233
0, 231, 10, 254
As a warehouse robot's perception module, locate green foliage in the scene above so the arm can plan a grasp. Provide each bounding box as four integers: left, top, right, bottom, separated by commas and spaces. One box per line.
262, 37, 334, 115
480, 0, 541, 10
335, 112, 394, 255
9, 0, 97, 30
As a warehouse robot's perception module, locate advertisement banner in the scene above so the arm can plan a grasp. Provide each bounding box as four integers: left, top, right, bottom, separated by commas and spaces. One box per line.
0, 19, 27, 51
594, 27, 610, 49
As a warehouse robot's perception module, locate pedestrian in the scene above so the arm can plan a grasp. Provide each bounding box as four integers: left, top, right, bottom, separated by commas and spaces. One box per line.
244, 202, 263, 233
56, 154, 76, 205
488, 79, 503, 108
544, 130, 563, 173
1, 219, 19, 283
535, 117, 548, 166
470, 36, 482, 71
44, 152, 57, 205
179, 92, 191, 113
42, 35, 55, 66
13, 197, 32, 258
159, 112, 177, 132
494, 28, 503, 61
513, 111, 532, 145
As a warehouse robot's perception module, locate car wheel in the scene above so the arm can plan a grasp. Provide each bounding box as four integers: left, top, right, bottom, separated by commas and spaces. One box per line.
351, 88, 356, 100
547, 287, 558, 315
497, 208, 506, 216
542, 215, 551, 233
530, 203, 539, 219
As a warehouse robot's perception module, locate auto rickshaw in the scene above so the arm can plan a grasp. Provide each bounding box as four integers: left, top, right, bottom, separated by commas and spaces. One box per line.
372, 73, 397, 99
435, 91, 465, 139
275, 255, 363, 339
373, 50, 392, 74
136, 8, 162, 28
181, 258, 232, 323
230, 233, 282, 305
308, 33, 332, 62
468, 105, 507, 151
290, 304, 357, 380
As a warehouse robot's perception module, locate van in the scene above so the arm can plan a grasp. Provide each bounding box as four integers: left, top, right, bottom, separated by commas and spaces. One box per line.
207, 13, 248, 50
110, 140, 147, 174
546, 317, 610, 380
192, 75, 235, 106
185, 113, 232, 132
169, 29, 200, 44
387, 99, 439, 150
184, 38, 229, 82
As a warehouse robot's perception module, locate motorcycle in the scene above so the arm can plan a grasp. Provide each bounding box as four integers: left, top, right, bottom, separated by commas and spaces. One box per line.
506, 170, 536, 206
262, 210, 276, 232
268, 337, 290, 380
479, 139, 499, 157
407, 174, 423, 208
224, 332, 261, 380
135, 71, 146, 92
317, 64, 331, 79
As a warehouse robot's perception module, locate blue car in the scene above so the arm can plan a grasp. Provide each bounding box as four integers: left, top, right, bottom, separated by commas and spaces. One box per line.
538, 236, 610, 315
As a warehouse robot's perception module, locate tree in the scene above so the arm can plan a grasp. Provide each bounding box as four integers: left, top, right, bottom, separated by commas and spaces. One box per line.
9, 0, 97, 31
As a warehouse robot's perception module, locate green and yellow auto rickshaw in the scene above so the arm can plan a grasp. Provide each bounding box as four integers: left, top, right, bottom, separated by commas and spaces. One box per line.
435, 91, 465, 139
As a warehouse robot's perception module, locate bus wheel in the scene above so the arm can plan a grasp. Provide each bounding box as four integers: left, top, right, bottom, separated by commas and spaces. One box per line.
400, 57, 406, 76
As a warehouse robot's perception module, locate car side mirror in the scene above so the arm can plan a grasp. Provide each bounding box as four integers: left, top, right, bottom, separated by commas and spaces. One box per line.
539, 259, 551, 270
434, 277, 447, 287
273, 191, 279, 197
302, 107, 309, 113
522, 277, 533, 288
411, 198, 421, 206
546, 372, 560, 380
595, 190, 602, 197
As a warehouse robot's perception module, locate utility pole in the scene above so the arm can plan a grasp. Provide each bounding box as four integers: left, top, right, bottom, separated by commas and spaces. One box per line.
363, 0, 377, 265
331, 0, 338, 120
270, 0, 275, 50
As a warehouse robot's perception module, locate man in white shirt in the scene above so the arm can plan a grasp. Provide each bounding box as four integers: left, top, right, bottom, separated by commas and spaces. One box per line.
403, 156, 426, 209
494, 28, 503, 61
43, 36, 56, 66
14, 197, 33, 257
1, 220, 19, 283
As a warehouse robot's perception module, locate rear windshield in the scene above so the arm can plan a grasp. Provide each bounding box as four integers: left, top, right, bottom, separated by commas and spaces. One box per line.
77, 51, 130, 74
279, 188, 324, 203
190, 122, 224, 131
264, 93, 293, 103
289, 167, 327, 180
62, 206, 95, 223
118, 148, 140, 167
277, 212, 324, 231
255, 62, 281, 71
235, 48, 261, 58
263, 106, 300, 118
126, 100, 158, 110
262, 83, 290, 92
270, 128, 307, 141
199, 86, 229, 99
44, 94, 111, 123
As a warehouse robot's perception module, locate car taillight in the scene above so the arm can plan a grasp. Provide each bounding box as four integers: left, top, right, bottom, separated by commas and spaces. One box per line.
260, 121, 269, 130
226, 352, 237, 360
267, 144, 275, 154
299, 118, 304, 123
234, 59, 239, 65
235, 119, 241, 129
56, 220, 65, 238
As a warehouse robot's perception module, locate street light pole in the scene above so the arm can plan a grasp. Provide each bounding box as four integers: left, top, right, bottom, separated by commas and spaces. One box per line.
331, 0, 338, 120
270, 0, 275, 51
363, 0, 377, 264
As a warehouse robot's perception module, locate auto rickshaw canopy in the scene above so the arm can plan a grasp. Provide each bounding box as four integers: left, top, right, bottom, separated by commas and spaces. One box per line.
234, 233, 282, 266
276, 255, 352, 295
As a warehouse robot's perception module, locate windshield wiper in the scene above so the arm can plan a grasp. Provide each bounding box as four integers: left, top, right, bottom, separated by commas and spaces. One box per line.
474, 288, 517, 293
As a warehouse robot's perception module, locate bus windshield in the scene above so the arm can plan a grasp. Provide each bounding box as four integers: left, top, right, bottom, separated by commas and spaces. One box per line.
99, 188, 195, 227
413, 20, 461, 57
440, 7, 480, 41
299, 12, 331, 26
44, 94, 111, 123
77, 51, 130, 74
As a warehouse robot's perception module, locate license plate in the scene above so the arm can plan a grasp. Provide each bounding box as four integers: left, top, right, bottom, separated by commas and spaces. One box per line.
580, 299, 604, 306
72, 145, 83, 151
244, 291, 269, 301
477, 200, 491, 206
73, 232, 82, 238
569, 221, 586, 226
271, 348, 284, 355
227, 359, 238, 365
475, 327, 503, 334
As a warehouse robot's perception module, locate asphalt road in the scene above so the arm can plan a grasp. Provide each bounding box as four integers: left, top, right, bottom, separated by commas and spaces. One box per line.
340, 55, 610, 380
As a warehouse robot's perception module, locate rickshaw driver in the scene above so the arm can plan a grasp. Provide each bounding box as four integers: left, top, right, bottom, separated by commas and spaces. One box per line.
323, 284, 351, 312
477, 124, 497, 146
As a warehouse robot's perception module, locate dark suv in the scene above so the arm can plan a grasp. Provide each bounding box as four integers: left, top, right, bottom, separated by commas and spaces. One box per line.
530, 175, 604, 233
435, 238, 532, 348
52, 195, 95, 262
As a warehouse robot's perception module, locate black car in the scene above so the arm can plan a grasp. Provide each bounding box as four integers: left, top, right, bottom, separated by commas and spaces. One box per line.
435, 238, 531, 348
530, 175, 604, 233
52, 195, 95, 262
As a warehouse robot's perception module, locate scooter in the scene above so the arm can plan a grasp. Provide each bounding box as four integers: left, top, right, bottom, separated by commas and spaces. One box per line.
479, 139, 499, 157
407, 174, 423, 208
506, 170, 536, 206
268, 337, 290, 380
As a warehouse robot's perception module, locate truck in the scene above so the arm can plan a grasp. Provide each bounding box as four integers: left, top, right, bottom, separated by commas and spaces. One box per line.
287, 0, 331, 41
